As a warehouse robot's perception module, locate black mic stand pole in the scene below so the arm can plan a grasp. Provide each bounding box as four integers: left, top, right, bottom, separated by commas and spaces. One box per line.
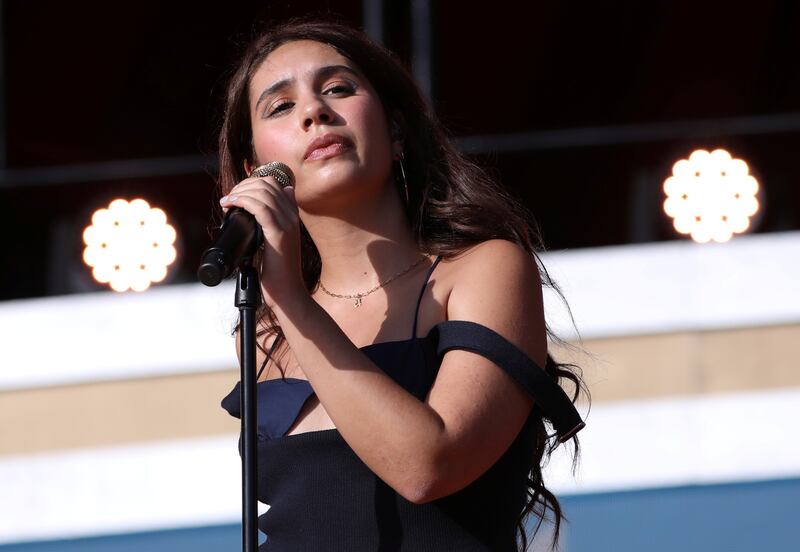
198, 162, 294, 551
236, 262, 261, 552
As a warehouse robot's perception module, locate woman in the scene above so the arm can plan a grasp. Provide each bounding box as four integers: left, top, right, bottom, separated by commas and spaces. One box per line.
219, 19, 586, 551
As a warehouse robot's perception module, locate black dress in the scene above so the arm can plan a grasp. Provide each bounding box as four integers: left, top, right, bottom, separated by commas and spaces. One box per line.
221, 256, 583, 551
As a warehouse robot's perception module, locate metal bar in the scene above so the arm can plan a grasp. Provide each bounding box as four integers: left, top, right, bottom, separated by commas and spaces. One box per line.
0, 154, 215, 188
628, 169, 659, 244
0, 0, 6, 169
456, 112, 800, 154
410, 0, 434, 102
3, 112, 800, 189
362, 0, 385, 45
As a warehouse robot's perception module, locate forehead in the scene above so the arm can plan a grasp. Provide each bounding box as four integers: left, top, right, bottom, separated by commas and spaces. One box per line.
254, 40, 353, 83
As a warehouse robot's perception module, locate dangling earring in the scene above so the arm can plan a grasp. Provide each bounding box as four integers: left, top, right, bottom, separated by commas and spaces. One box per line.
396, 152, 409, 206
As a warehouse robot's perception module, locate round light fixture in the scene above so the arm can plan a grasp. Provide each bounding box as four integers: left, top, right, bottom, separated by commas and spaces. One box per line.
82, 198, 177, 292
663, 148, 760, 243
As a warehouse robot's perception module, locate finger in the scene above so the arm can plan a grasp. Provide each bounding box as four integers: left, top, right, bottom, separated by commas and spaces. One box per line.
221, 193, 291, 230
221, 195, 277, 228
222, 187, 284, 216
230, 175, 285, 195
230, 180, 296, 220
282, 186, 298, 214
260, 181, 297, 219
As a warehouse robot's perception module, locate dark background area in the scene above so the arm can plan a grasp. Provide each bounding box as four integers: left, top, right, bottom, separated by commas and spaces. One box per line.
1, 0, 798, 300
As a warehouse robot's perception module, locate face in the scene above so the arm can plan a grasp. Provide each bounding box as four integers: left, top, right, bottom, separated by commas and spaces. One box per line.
248, 40, 397, 210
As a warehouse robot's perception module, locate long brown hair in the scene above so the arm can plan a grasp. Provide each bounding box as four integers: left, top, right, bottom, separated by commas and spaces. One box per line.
217, 18, 586, 550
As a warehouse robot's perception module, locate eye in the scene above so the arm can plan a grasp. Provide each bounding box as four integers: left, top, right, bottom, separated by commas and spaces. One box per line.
265, 100, 293, 118
323, 81, 356, 95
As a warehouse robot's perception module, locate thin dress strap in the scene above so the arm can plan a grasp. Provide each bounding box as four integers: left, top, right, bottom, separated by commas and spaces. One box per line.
412, 255, 442, 338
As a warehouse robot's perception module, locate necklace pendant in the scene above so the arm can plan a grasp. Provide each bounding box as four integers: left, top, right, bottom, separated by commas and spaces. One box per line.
354, 297, 362, 308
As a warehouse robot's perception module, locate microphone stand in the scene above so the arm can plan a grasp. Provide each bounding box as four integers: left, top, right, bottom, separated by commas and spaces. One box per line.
198, 163, 294, 550
235, 262, 261, 552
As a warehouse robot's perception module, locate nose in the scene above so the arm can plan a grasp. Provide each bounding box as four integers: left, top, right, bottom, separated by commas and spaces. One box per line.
302, 96, 334, 129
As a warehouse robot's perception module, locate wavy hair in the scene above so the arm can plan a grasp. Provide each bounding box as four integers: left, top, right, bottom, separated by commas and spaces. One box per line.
216, 18, 587, 550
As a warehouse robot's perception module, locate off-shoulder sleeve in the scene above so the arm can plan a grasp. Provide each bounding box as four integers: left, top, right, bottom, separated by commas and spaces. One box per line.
221, 379, 315, 440
431, 320, 585, 442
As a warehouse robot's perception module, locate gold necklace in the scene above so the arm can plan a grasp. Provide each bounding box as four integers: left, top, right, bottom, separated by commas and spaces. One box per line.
318, 255, 429, 307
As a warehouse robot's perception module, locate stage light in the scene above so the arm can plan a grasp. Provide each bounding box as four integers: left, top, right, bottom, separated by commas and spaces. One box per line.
82, 198, 177, 292
663, 149, 760, 243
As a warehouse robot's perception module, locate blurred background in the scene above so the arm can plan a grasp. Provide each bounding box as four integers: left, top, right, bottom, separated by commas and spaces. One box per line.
1, 0, 798, 550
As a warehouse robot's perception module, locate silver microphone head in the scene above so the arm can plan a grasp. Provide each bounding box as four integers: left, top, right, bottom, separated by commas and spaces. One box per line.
249, 161, 295, 187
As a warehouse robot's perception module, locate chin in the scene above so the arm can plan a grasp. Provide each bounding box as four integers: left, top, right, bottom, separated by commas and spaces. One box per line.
299, 167, 389, 211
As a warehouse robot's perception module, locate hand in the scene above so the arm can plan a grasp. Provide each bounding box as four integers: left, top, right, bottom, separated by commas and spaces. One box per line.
220, 176, 304, 309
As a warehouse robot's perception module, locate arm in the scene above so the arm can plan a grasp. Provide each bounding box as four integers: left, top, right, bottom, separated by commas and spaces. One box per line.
273, 239, 544, 503
220, 176, 543, 503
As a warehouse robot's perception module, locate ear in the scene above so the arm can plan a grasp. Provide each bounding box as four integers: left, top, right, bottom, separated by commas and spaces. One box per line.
243, 138, 260, 176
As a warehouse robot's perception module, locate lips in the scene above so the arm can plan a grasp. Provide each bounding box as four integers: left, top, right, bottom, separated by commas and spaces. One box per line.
304, 133, 354, 161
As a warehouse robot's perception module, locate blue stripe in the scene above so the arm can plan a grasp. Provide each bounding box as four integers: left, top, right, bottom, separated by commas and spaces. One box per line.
4, 477, 798, 551
558, 477, 800, 551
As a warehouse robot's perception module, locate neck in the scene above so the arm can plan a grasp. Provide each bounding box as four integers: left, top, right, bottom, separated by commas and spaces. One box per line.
300, 185, 423, 293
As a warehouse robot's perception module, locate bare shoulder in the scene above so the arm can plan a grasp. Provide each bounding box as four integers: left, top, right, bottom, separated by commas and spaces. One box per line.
439, 239, 545, 364
440, 239, 542, 298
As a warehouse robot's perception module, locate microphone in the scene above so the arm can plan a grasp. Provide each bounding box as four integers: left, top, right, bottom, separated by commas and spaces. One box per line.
197, 162, 295, 287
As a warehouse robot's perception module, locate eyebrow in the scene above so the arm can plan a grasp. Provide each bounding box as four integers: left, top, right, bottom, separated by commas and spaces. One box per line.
254, 64, 361, 112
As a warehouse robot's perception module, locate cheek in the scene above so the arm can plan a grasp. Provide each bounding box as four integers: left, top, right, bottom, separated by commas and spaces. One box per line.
251, 127, 291, 163
366, 121, 394, 176
251, 136, 269, 163
352, 103, 393, 160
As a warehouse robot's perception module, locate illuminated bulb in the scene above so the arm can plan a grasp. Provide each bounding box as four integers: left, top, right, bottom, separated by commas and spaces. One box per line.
82, 198, 177, 292
662, 148, 761, 243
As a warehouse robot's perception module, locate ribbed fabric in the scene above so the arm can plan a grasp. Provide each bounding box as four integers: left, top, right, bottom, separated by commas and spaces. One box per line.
220, 256, 569, 550
254, 420, 534, 551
